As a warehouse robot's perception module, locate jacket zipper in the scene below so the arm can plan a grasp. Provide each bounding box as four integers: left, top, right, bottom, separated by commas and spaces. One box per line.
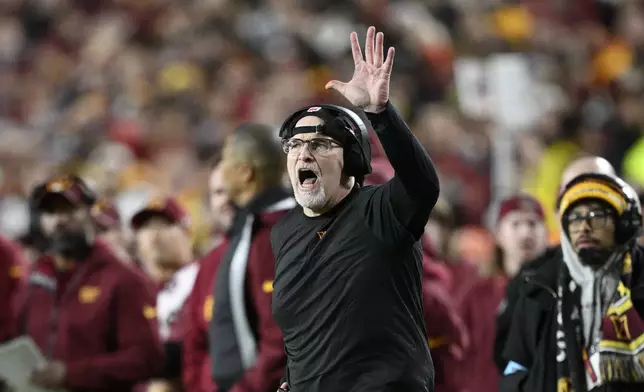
46, 266, 88, 359
523, 275, 558, 300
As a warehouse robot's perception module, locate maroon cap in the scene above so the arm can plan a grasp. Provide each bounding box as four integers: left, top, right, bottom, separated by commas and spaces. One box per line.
91, 200, 121, 231
34, 175, 96, 210
497, 194, 545, 224
130, 197, 191, 230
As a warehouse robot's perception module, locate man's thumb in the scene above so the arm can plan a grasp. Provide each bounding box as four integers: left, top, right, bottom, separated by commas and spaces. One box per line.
325, 80, 345, 92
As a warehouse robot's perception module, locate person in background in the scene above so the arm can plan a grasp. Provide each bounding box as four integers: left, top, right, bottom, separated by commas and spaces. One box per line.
19, 175, 163, 392
501, 173, 644, 392
423, 198, 482, 304
131, 196, 198, 392
183, 162, 233, 392
494, 196, 549, 281
91, 199, 131, 263
495, 155, 619, 372
0, 235, 27, 343
209, 123, 293, 392
17, 184, 53, 266
462, 195, 548, 392
207, 161, 235, 251
559, 156, 616, 196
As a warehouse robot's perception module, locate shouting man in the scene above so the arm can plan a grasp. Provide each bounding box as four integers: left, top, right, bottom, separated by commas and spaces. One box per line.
271, 27, 440, 392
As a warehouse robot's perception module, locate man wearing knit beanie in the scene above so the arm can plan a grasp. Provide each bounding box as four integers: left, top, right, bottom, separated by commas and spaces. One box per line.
501, 173, 644, 392
495, 156, 618, 372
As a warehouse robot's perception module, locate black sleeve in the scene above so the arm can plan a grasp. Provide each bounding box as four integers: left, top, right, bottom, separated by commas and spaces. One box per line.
365, 102, 440, 240
631, 245, 644, 317
499, 294, 538, 392
162, 341, 183, 379
495, 276, 521, 372
502, 294, 536, 369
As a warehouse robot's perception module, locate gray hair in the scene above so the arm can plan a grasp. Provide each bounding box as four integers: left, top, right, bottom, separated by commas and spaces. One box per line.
227, 123, 286, 188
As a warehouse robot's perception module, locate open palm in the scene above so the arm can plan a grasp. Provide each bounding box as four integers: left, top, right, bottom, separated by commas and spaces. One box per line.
325, 26, 395, 113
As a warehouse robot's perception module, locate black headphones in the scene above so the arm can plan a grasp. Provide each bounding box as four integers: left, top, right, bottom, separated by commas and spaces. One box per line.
557, 173, 642, 245
279, 104, 372, 183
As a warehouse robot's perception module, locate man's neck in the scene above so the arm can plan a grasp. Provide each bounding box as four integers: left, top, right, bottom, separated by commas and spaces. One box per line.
504, 257, 523, 279
234, 183, 262, 208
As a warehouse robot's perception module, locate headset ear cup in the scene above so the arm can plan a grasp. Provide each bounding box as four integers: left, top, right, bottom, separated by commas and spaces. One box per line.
616, 203, 642, 245
342, 148, 362, 178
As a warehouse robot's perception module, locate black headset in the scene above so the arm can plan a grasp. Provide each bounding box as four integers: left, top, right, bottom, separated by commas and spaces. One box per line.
279, 104, 372, 182
557, 173, 642, 245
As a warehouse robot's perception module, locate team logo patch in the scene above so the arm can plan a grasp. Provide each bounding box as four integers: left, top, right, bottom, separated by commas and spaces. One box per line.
143, 305, 157, 319
146, 197, 166, 210
307, 107, 322, 112
203, 296, 214, 322
9, 265, 22, 279
79, 286, 101, 303
262, 280, 274, 293
46, 177, 72, 192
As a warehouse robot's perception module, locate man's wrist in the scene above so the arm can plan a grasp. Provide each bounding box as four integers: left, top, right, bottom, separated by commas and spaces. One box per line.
363, 102, 389, 114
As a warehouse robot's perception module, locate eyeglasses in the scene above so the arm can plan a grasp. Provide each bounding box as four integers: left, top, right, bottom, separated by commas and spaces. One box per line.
282, 138, 342, 155
566, 209, 613, 232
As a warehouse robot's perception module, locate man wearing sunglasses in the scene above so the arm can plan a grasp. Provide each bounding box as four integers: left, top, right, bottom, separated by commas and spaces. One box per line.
501, 173, 644, 392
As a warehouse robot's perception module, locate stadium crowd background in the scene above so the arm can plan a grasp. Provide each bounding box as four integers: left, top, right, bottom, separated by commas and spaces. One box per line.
2, 0, 644, 360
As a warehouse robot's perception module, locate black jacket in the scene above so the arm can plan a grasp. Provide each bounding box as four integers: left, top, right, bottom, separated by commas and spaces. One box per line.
494, 247, 562, 372
499, 245, 644, 392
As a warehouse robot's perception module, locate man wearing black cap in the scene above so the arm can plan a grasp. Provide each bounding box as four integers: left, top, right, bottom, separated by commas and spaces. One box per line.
271, 27, 440, 392
16, 175, 163, 392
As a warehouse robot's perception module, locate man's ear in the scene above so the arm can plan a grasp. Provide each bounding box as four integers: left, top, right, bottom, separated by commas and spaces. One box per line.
238, 163, 254, 184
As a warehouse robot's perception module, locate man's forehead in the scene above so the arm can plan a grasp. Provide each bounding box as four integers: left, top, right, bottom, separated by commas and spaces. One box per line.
570, 200, 606, 212
502, 210, 543, 223
290, 133, 336, 141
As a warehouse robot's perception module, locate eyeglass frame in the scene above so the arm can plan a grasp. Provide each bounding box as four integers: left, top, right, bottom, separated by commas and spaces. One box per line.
281, 137, 343, 155
565, 208, 615, 232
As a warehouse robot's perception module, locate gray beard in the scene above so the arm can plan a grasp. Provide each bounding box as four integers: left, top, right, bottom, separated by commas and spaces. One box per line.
294, 187, 327, 211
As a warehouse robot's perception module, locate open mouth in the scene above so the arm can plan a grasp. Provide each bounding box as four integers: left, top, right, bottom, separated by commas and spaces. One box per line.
298, 169, 319, 188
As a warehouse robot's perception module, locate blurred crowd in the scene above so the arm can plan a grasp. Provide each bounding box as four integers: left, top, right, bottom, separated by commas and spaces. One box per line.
4, 0, 644, 261
3, 0, 644, 391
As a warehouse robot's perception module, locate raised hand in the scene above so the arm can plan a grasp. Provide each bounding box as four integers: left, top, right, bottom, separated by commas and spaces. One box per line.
325, 26, 395, 113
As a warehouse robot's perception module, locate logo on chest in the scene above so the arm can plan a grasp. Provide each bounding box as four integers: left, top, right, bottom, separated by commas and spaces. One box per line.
78, 286, 101, 304
317, 231, 326, 239
203, 296, 214, 322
